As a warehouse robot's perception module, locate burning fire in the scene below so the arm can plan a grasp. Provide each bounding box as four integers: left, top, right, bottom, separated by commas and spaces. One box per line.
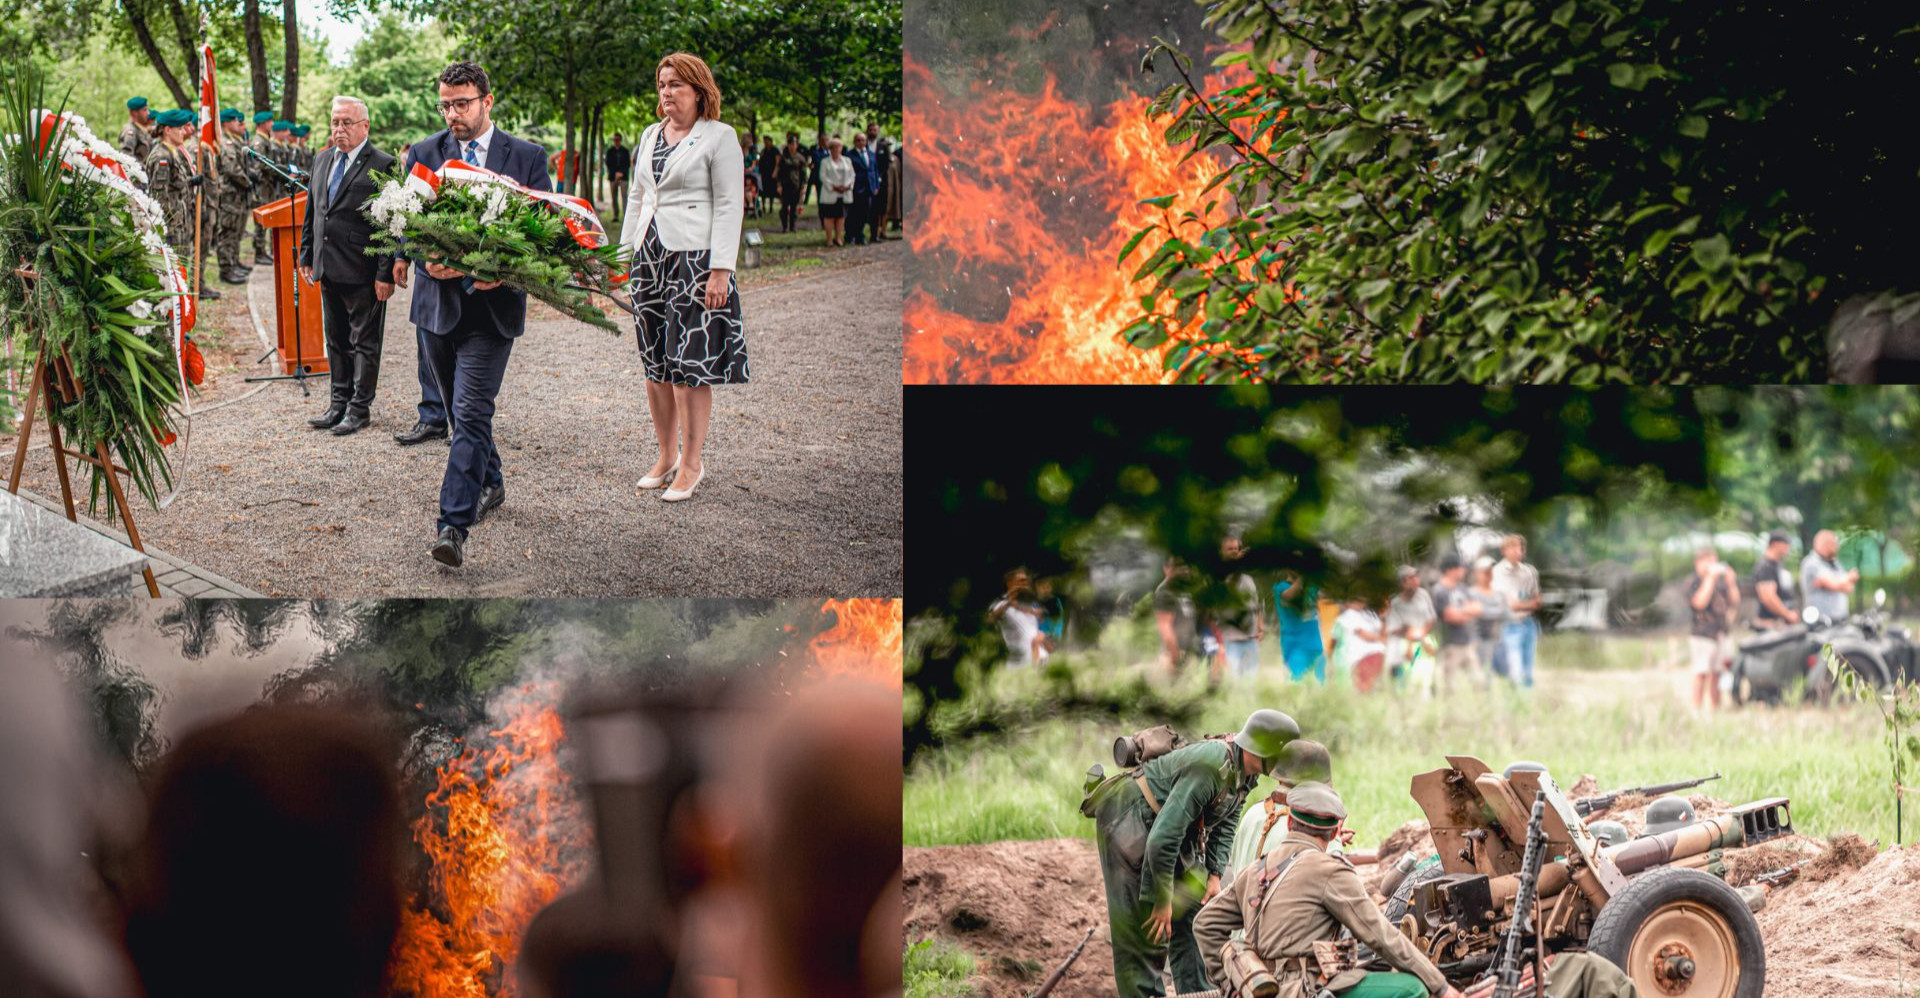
812, 598, 904, 688
390, 685, 590, 998
903, 53, 1260, 383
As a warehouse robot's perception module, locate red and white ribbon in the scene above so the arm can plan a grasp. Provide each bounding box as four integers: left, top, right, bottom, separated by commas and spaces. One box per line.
412, 158, 628, 283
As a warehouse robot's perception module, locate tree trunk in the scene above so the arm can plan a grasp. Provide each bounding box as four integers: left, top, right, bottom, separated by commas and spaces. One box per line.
244, 0, 270, 112
814, 77, 827, 142
163, 0, 200, 94
125, 2, 192, 108
562, 67, 576, 194
282, 0, 299, 121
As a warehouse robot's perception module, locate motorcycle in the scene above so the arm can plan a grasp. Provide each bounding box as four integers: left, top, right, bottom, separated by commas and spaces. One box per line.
1732, 588, 1916, 704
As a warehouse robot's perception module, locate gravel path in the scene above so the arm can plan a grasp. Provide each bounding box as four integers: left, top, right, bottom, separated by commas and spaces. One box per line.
12, 246, 902, 597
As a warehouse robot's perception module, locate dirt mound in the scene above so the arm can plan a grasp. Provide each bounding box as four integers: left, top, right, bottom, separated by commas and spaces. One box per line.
1758, 842, 1920, 997
905, 839, 1109, 998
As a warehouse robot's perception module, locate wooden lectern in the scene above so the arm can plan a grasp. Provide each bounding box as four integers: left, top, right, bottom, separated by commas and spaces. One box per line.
251, 192, 329, 376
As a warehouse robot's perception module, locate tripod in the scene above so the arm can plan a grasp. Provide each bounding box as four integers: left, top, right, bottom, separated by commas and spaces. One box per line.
242, 145, 319, 393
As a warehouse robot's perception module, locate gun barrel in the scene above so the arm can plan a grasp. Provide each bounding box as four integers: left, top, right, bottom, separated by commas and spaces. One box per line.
1028, 927, 1094, 998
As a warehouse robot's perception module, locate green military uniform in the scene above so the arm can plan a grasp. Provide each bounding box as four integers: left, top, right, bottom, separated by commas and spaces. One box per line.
249, 111, 276, 263
119, 97, 153, 185
144, 128, 193, 253
1194, 784, 1449, 998
1095, 738, 1258, 998
212, 110, 252, 281
291, 124, 312, 176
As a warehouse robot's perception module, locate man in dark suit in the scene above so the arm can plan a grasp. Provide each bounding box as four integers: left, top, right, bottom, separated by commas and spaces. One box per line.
299, 96, 395, 436
864, 121, 892, 241
847, 131, 879, 247
390, 61, 550, 568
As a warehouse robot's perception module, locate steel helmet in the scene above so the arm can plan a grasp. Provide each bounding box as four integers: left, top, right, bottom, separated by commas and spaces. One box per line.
1272, 738, 1332, 787
1233, 709, 1301, 772
1641, 797, 1698, 837
1588, 820, 1630, 848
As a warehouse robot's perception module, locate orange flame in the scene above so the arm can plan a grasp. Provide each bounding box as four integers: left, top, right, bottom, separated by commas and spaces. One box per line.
903, 53, 1261, 384
811, 599, 903, 688
389, 685, 590, 998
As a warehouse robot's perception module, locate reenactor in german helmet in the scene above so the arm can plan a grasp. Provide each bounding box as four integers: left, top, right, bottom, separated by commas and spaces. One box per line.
1196, 782, 1461, 998
1225, 739, 1334, 884
249, 110, 278, 264
120, 96, 154, 169
1092, 709, 1299, 998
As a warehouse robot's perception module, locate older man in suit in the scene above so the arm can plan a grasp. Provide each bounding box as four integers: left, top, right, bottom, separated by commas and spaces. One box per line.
847, 131, 879, 246
299, 96, 396, 437
390, 61, 551, 568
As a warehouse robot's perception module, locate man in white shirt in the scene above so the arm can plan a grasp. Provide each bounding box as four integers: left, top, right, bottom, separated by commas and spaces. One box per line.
1800, 529, 1858, 622
988, 567, 1047, 667
1490, 534, 1542, 687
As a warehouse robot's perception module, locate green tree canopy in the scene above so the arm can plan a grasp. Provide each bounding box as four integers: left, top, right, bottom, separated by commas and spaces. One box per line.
1122, 0, 1920, 382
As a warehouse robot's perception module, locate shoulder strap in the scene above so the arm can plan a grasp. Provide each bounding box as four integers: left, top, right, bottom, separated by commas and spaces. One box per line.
1246, 846, 1307, 940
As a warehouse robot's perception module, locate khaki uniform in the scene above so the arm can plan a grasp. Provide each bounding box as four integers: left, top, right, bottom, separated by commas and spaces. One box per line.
1194, 831, 1449, 998
144, 140, 194, 252
119, 120, 152, 169
212, 134, 251, 272
252, 132, 281, 260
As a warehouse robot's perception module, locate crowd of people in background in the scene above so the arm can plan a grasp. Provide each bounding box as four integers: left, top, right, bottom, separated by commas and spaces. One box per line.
740, 121, 900, 244
988, 525, 1883, 709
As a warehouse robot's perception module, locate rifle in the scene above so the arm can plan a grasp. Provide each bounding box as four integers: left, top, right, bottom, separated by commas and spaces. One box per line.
1028, 927, 1094, 998
1750, 859, 1812, 889
1491, 791, 1549, 998
1573, 772, 1721, 816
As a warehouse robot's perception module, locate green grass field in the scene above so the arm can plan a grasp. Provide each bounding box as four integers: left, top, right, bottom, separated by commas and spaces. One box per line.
906, 631, 1901, 850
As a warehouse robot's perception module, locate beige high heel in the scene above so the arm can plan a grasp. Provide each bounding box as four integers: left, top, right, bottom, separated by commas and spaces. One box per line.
636, 460, 679, 490
661, 466, 705, 502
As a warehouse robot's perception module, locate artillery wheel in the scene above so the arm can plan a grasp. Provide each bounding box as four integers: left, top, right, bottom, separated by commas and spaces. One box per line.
1588, 867, 1764, 998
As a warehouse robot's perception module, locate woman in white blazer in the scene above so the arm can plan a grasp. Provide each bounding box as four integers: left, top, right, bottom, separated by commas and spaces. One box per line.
618, 52, 748, 502
817, 138, 855, 248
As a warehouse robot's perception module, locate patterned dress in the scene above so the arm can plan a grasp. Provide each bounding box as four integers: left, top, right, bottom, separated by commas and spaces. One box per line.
631, 128, 748, 385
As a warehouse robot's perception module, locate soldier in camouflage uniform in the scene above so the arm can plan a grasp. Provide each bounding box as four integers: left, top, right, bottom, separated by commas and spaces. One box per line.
144, 110, 219, 299
249, 110, 277, 264
212, 108, 253, 284
292, 123, 313, 176
119, 97, 153, 186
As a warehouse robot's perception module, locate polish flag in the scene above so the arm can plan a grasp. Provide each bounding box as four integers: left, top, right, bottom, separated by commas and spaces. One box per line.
198, 45, 219, 147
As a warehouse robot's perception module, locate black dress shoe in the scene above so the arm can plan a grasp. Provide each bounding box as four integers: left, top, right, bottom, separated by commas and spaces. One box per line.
394, 420, 449, 445
308, 406, 346, 429
477, 483, 505, 522
430, 525, 465, 567
331, 412, 369, 435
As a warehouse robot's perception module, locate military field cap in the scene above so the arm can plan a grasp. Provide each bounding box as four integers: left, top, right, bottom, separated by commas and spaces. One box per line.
220, 107, 242, 122
272, 120, 291, 132
292, 124, 310, 137
1286, 781, 1345, 828
253, 110, 274, 124
153, 108, 195, 127
127, 96, 148, 110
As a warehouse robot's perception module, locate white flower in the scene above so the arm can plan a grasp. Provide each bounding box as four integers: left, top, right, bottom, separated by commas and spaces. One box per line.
478, 186, 511, 226
127, 298, 155, 321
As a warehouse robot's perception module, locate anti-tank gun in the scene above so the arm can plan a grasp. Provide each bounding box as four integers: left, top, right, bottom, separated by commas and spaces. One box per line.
1397, 756, 1788, 998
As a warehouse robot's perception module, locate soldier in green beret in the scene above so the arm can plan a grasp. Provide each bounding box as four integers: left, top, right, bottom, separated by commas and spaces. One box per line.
120, 97, 153, 176
144, 109, 218, 299
213, 108, 254, 283
271, 119, 294, 184
250, 112, 280, 263
291, 123, 313, 175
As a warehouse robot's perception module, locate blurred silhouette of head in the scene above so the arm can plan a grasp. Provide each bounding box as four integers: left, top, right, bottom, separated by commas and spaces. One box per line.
0, 644, 138, 998
746, 681, 901, 998
519, 888, 673, 998
123, 707, 403, 998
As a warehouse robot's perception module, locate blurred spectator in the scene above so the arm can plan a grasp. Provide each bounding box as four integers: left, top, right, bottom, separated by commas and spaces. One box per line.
1150, 555, 1202, 673
1430, 556, 1486, 691
1272, 570, 1326, 682
1688, 547, 1739, 713
122, 707, 404, 998
818, 138, 853, 247
756, 136, 780, 221
1492, 534, 1542, 686
1800, 528, 1858, 621
0, 648, 138, 998
1751, 530, 1797, 629
1214, 536, 1264, 680
605, 134, 631, 221
988, 567, 1047, 667
1384, 565, 1436, 689
1033, 576, 1067, 649
1331, 598, 1385, 692
1468, 556, 1512, 679
847, 132, 879, 245
777, 133, 810, 233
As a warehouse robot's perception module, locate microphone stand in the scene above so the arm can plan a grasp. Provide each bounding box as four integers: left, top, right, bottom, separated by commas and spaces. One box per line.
241, 145, 317, 393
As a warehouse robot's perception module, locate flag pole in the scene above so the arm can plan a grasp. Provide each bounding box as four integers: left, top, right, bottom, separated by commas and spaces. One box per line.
190, 10, 213, 299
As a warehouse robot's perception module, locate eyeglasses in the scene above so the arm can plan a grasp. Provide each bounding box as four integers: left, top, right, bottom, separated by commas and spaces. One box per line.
329, 118, 367, 128
435, 96, 484, 115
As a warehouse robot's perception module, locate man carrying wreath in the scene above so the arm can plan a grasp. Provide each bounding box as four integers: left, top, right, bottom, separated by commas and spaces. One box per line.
390, 61, 551, 568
